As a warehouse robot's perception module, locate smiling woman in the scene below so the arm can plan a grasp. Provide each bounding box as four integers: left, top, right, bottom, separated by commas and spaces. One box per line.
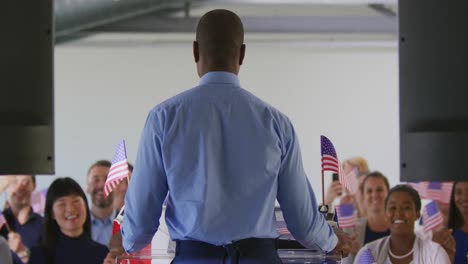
354, 185, 450, 264
20, 177, 108, 264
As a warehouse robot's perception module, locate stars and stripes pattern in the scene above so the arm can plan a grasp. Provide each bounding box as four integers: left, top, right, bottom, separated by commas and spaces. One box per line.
321, 135, 340, 174
357, 248, 376, 264
104, 140, 130, 197
422, 200, 444, 232
320, 135, 357, 194
409, 181, 453, 204
335, 203, 356, 229
344, 167, 359, 194
426, 182, 442, 201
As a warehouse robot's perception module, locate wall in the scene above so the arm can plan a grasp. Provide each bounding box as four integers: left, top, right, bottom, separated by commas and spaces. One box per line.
35, 33, 398, 204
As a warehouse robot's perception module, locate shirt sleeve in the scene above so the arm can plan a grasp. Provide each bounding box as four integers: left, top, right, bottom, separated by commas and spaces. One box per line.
121, 110, 169, 252
276, 120, 338, 251
432, 242, 451, 264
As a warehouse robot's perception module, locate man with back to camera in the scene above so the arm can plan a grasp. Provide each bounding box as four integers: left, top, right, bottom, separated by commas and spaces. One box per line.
122, 9, 352, 263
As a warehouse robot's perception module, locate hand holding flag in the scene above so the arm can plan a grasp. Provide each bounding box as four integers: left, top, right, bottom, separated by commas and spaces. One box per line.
104, 140, 130, 197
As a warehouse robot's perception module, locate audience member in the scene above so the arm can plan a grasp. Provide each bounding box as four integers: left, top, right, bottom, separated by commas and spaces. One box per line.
343, 171, 390, 264
354, 184, 450, 263
24, 177, 108, 264
0, 175, 43, 262
86, 160, 114, 246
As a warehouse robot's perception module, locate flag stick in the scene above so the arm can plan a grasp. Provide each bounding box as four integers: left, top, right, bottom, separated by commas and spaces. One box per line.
322, 170, 325, 207
3, 218, 12, 232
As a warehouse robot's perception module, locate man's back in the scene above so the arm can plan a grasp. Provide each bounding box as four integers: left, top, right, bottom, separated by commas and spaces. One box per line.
158, 72, 288, 244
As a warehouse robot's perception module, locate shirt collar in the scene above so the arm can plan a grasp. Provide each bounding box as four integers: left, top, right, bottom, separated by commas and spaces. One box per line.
90, 212, 114, 225
199, 71, 240, 87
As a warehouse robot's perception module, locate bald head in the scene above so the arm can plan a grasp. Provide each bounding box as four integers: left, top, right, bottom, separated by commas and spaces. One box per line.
194, 9, 245, 75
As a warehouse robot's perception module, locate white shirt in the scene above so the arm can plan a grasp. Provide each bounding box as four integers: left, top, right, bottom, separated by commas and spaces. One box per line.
354, 235, 450, 264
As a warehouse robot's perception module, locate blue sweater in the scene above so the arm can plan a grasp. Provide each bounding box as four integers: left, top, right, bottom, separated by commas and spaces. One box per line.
26, 233, 108, 264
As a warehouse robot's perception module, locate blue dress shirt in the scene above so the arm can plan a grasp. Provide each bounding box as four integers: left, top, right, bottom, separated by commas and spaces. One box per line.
90, 213, 113, 246
122, 71, 338, 252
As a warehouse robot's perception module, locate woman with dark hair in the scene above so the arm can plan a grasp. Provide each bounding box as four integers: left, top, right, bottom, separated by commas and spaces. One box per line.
354, 184, 450, 263
19, 177, 108, 264
447, 181, 468, 264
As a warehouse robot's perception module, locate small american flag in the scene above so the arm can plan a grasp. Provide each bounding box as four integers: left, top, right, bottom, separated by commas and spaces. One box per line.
335, 203, 356, 229
357, 248, 376, 264
440, 182, 454, 204
104, 140, 130, 197
276, 220, 290, 236
422, 200, 444, 232
321, 135, 340, 174
320, 136, 357, 194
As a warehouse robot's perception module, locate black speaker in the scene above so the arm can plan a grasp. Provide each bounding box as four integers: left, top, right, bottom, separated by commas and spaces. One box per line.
399, 1, 468, 182
0, 1, 54, 174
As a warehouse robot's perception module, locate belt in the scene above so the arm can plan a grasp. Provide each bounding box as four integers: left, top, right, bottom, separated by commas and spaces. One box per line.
175, 238, 278, 264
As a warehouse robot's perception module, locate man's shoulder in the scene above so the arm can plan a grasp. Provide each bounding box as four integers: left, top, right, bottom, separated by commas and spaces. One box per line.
151, 85, 202, 111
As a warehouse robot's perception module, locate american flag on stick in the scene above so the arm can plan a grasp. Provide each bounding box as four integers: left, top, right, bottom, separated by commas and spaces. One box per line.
104, 140, 130, 197
321, 135, 340, 174
422, 200, 444, 232
335, 203, 356, 229
357, 248, 376, 264
320, 136, 357, 193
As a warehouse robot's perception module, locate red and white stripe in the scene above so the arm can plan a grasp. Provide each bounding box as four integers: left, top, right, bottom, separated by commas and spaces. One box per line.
409, 182, 428, 199
423, 204, 444, 232
440, 182, 454, 204
321, 154, 339, 173
426, 188, 441, 202
104, 160, 129, 197
343, 168, 358, 194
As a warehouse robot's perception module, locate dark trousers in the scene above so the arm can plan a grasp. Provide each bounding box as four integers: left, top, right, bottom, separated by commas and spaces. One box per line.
171, 238, 283, 264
